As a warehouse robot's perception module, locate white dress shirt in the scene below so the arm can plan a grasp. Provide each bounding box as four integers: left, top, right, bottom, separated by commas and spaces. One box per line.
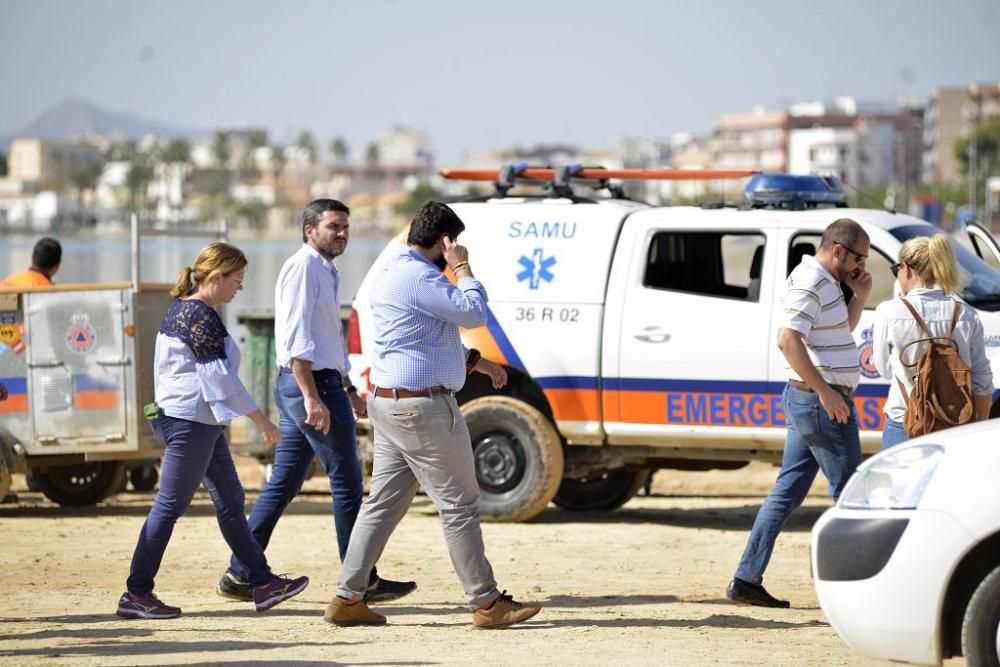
873, 287, 993, 422
274, 244, 349, 373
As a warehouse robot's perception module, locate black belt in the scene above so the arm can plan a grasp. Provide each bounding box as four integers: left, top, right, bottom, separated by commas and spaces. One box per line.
279, 367, 341, 379
788, 379, 853, 397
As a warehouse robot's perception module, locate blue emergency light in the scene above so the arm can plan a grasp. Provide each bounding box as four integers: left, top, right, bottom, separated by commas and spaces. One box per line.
744, 173, 847, 210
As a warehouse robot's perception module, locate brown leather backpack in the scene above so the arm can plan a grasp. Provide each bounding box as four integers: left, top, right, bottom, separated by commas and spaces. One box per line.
896, 298, 975, 437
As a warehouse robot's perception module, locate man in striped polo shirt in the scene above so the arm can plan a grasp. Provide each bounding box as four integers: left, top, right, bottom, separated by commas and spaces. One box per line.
728, 218, 872, 608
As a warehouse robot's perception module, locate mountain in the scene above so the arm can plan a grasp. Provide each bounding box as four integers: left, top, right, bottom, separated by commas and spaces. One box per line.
2, 98, 203, 148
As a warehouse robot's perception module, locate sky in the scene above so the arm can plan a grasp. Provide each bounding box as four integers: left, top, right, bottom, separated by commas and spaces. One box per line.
2, 0, 999, 164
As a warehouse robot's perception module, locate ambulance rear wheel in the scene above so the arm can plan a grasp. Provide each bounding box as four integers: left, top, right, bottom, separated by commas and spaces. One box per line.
33, 461, 126, 507
463, 396, 564, 523
553, 468, 650, 512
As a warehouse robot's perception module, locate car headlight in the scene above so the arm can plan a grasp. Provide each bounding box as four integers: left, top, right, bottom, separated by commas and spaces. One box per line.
839, 444, 944, 509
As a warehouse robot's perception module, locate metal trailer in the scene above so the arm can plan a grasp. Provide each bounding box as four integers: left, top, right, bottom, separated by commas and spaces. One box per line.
0, 217, 226, 505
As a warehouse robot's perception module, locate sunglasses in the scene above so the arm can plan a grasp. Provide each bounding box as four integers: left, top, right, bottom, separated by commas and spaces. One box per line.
891, 262, 904, 278
836, 242, 867, 263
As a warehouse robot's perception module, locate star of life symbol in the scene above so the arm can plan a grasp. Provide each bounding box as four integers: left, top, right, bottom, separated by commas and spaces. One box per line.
516, 248, 556, 289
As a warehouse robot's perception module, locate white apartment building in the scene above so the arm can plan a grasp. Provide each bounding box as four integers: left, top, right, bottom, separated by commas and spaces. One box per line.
788, 121, 895, 187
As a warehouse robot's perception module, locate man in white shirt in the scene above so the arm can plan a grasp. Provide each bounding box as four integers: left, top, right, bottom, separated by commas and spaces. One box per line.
218, 199, 415, 604
728, 218, 872, 608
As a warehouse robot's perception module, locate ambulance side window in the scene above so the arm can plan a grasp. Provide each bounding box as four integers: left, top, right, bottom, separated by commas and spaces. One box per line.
788, 233, 895, 308
644, 231, 766, 302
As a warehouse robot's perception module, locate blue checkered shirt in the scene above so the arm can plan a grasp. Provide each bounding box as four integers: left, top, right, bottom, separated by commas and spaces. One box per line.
369, 246, 488, 391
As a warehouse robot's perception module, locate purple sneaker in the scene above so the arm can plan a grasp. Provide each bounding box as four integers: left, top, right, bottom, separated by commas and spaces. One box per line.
253, 574, 309, 612
116, 591, 181, 619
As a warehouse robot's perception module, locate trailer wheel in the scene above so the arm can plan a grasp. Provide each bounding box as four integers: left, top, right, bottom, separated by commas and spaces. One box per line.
462, 396, 564, 523
128, 464, 159, 492
0, 439, 15, 502
553, 469, 650, 512
33, 461, 126, 506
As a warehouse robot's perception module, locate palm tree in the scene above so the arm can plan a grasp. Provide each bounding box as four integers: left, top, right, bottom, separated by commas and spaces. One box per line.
330, 137, 349, 165
69, 161, 105, 227
296, 131, 318, 165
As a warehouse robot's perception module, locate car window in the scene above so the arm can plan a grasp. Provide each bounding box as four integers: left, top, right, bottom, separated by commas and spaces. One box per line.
644, 231, 766, 302
954, 232, 1000, 274
788, 233, 894, 308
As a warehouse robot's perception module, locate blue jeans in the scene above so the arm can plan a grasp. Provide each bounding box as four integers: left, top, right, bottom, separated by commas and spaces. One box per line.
881, 417, 908, 449
127, 416, 271, 594
229, 369, 364, 581
735, 384, 862, 585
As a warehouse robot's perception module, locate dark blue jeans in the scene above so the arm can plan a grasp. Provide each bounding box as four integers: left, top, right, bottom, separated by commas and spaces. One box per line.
735, 384, 862, 585
229, 369, 364, 581
127, 415, 271, 594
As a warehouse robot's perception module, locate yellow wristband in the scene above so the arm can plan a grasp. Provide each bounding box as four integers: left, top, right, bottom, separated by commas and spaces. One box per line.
452, 261, 470, 272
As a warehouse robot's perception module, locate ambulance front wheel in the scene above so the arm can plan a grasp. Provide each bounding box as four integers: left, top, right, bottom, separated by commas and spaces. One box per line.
552, 468, 650, 512
33, 461, 126, 507
463, 396, 564, 523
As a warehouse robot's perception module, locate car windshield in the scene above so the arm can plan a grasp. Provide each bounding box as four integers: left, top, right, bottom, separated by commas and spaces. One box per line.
890, 223, 1000, 311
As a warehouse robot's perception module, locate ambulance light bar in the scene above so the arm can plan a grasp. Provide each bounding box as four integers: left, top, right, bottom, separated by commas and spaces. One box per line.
744, 173, 847, 210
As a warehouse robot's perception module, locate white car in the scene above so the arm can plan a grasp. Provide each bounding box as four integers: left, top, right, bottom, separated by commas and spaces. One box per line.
811, 419, 1000, 666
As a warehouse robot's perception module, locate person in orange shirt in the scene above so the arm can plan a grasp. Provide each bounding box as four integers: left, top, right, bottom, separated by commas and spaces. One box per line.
1, 237, 62, 288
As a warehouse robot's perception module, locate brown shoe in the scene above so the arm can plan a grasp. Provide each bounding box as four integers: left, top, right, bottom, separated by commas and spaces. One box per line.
472, 590, 541, 629
323, 598, 387, 626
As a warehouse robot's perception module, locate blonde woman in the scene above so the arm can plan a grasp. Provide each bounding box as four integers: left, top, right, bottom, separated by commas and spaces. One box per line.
872, 234, 993, 449
117, 243, 307, 619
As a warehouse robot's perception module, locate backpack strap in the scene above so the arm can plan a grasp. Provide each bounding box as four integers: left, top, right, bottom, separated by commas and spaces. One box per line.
899, 297, 932, 336
896, 377, 910, 403
949, 300, 962, 334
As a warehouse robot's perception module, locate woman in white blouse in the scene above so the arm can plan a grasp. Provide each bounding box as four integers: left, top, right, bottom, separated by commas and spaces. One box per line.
116, 243, 308, 620
872, 234, 993, 449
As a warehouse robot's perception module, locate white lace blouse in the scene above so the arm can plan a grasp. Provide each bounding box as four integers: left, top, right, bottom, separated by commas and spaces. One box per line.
154, 299, 258, 426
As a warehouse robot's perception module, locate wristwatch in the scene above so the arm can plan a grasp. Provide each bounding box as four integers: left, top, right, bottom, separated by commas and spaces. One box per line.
466, 348, 481, 373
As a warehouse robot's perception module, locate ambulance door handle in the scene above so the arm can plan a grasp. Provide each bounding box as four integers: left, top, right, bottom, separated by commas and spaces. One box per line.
634, 326, 671, 343
29, 359, 66, 368
96, 358, 131, 367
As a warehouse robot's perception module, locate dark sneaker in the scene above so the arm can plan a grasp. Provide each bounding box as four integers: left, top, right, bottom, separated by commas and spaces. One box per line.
115, 591, 181, 619
253, 574, 309, 612
364, 575, 417, 604
726, 578, 790, 608
472, 590, 541, 628
216, 572, 253, 602
324, 597, 387, 626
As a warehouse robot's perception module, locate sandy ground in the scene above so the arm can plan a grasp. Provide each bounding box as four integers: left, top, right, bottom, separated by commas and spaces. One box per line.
0, 460, 949, 667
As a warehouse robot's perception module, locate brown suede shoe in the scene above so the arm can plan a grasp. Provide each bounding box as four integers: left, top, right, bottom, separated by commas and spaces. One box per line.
472, 591, 541, 629
323, 598, 387, 627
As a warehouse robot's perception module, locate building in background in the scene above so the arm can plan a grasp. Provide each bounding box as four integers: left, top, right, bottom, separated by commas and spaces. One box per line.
7, 138, 104, 191
923, 83, 1000, 185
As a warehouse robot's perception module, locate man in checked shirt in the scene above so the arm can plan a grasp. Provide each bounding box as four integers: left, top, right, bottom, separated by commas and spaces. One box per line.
324, 201, 542, 629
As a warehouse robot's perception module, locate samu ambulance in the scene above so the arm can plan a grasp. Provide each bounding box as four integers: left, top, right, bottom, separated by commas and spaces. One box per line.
347, 167, 1000, 522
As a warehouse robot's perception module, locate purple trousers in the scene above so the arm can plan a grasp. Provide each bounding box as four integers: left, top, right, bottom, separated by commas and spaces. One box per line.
126, 415, 271, 594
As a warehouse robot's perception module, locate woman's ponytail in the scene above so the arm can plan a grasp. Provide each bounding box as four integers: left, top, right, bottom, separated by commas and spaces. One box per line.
170, 266, 198, 298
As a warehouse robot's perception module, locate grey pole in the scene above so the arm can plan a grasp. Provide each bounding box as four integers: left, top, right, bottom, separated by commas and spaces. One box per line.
130, 212, 141, 292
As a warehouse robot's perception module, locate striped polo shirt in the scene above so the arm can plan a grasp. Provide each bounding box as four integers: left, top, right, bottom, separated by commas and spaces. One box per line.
781, 254, 860, 388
